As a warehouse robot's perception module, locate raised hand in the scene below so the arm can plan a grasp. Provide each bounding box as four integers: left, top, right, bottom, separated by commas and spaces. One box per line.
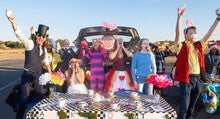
80, 40, 88, 49
216, 8, 220, 18
70, 63, 76, 72
116, 38, 120, 48
30, 26, 34, 34
121, 40, 125, 49
6, 9, 17, 31
177, 4, 186, 16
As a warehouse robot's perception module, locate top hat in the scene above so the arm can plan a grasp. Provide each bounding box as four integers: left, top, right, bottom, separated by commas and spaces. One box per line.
36, 24, 49, 36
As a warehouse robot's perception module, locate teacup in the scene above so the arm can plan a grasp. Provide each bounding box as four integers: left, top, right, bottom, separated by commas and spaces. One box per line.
79, 101, 88, 109
108, 91, 114, 97
131, 92, 138, 98
135, 101, 143, 111
58, 99, 66, 108
111, 103, 119, 110
88, 89, 94, 97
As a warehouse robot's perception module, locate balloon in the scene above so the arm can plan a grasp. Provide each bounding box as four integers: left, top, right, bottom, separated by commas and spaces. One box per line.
201, 84, 218, 113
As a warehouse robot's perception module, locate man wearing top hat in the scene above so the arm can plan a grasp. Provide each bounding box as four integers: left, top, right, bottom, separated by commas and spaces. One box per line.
6, 13, 51, 119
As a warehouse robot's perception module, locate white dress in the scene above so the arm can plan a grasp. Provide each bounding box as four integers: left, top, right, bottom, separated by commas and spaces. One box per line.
67, 77, 88, 94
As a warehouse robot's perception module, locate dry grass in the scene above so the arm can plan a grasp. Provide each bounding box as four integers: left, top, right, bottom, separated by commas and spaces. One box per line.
0, 49, 177, 74
0, 49, 25, 60
165, 56, 176, 74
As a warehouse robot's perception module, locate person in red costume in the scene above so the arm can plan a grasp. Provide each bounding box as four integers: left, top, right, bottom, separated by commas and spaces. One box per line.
103, 38, 135, 94
174, 5, 220, 119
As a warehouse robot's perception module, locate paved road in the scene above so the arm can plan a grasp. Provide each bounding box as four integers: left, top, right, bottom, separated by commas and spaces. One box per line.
0, 60, 219, 119
163, 86, 220, 119
0, 60, 23, 119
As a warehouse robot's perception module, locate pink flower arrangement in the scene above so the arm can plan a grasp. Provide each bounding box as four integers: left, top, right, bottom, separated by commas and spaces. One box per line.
146, 74, 173, 88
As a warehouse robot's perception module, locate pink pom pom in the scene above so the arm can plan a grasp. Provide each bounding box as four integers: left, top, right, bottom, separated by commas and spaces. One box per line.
186, 19, 194, 27
147, 74, 173, 88
146, 74, 157, 84
82, 49, 85, 55
81, 41, 88, 49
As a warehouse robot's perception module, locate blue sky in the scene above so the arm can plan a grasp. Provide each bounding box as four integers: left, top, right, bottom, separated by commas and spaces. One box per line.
1, 0, 220, 43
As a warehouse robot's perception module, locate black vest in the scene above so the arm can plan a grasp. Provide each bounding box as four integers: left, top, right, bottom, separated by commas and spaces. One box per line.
24, 44, 45, 76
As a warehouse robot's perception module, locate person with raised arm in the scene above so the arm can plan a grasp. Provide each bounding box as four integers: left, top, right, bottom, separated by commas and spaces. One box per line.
104, 38, 135, 94
6, 10, 51, 119
174, 5, 220, 119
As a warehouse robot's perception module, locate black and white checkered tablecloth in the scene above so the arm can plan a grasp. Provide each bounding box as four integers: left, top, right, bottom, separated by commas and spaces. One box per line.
26, 93, 177, 119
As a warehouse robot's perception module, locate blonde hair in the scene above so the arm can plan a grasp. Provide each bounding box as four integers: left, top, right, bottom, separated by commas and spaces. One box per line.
69, 58, 81, 65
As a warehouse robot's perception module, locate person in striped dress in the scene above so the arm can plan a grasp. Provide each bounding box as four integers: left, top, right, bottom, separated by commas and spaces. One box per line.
82, 38, 108, 94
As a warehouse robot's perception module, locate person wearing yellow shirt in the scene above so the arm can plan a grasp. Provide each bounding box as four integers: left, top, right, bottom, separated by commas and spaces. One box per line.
174, 6, 220, 119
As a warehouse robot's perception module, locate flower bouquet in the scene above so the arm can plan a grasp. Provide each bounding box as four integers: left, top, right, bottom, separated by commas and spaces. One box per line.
146, 74, 173, 89
39, 71, 66, 86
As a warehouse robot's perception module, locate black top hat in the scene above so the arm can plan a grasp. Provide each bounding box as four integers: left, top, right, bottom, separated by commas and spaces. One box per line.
36, 24, 49, 36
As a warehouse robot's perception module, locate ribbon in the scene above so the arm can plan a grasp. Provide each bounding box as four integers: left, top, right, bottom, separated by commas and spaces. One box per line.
101, 22, 117, 31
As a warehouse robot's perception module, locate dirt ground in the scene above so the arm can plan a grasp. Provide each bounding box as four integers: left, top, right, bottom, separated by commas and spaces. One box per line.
0, 49, 177, 75
0, 49, 25, 60
0, 49, 176, 68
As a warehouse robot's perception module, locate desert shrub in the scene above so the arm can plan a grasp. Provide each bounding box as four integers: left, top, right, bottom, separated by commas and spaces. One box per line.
0, 43, 8, 49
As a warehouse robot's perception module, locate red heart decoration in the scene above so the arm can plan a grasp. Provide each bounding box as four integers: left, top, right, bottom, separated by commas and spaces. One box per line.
119, 76, 125, 81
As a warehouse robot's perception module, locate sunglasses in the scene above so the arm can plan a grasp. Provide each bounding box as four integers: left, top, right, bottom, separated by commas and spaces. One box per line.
37, 34, 46, 38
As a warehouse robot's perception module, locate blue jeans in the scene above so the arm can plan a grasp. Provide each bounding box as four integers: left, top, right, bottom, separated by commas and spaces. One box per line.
178, 75, 203, 119
136, 76, 153, 95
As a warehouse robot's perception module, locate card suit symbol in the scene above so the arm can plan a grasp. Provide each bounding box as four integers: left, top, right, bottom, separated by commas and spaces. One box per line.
119, 76, 125, 81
